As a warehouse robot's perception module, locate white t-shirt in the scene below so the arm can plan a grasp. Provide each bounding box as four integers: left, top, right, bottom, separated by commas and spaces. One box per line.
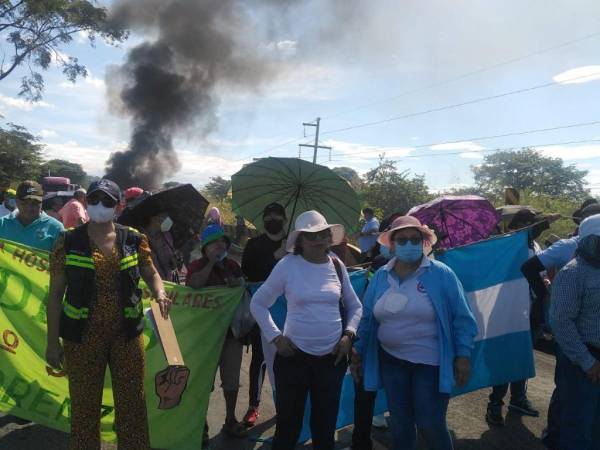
374, 257, 440, 366
250, 254, 363, 356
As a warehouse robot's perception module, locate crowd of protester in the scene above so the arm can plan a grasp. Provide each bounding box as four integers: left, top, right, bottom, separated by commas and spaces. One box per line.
0, 179, 599, 450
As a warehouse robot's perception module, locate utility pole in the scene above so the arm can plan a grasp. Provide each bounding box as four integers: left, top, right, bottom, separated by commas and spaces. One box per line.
299, 117, 331, 163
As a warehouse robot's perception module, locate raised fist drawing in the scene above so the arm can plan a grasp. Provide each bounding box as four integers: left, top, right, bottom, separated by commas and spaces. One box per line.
155, 365, 190, 410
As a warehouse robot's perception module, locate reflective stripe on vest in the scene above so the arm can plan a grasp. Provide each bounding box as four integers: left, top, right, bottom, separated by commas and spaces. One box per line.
124, 302, 143, 319
65, 254, 95, 270
63, 301, 89, 319
120, 253, 139, 271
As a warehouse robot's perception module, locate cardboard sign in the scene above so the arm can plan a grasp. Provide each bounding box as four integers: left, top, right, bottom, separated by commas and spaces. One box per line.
150, 301, 185, 366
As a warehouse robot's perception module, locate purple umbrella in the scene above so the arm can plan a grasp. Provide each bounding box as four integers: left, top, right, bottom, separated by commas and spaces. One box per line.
407, 195, 500, 249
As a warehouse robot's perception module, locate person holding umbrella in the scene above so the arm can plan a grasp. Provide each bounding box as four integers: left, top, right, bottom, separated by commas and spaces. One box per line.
352, 216, 477, 450
241, 202, 288, 427
45, 179, 171, 450
250, 210, 363, 450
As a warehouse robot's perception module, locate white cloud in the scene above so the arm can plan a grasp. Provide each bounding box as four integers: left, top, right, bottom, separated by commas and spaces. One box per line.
459, 152, 485, 159
266, 40, 298, 55
40, 129, 58, 139
175, 150, 250, 185
552, 66, 600, 85
59, 72, 105, 90
42, 140, 252, 186
76, 30, 91, 44
537, 144, 600, 160
0, 94, 53, 111
51, 50, 70, 64
430, 141, 485, 152
43, 141, 114, 175
324, 139, 413, 159
585, 169, 600, 195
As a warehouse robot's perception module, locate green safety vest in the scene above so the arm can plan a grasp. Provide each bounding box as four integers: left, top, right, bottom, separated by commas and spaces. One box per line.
59, 223, 145, 343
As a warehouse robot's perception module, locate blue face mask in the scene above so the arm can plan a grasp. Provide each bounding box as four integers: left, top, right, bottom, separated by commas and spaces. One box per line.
379, 245, 393, 259
395, 242, 423, 263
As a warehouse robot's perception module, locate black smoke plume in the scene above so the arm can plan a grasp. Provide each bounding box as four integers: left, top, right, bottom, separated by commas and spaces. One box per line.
104, 0, 295, 189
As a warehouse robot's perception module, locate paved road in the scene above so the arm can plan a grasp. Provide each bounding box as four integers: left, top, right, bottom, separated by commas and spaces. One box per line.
0, 351, 555, 449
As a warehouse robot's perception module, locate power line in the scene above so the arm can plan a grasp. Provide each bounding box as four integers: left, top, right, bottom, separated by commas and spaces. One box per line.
235, 41, 600, 163
319, 70, 600, 137
324, 138, 600, 163
321, 31, 600, 121
327, 120, 600, 158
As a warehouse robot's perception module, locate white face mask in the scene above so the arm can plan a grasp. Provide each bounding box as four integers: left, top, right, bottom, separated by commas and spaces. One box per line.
161, 216, 173, 232
87, 204, 115, 223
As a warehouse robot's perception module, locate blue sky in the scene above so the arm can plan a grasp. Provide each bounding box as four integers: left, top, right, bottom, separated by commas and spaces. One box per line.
2, 0, 600, 193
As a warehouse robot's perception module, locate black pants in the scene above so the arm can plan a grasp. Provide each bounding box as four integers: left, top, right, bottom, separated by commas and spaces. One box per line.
249, 324, 266, 407
272, 350, 347, 450
489, 379, 527, 405
352, 380, 377, 450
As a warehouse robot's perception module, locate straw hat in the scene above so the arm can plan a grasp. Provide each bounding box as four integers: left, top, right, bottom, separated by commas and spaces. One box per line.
286, 211, 345, 253
378, 216, 437, 253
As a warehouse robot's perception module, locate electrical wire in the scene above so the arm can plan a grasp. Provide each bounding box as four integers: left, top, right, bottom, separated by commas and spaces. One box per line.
326, 120, 600, 158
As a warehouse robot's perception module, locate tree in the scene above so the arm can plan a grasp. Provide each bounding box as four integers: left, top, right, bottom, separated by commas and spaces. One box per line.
333, 166, 362, 191
473, 148, 589, 200
40, 158, 87, 185
0, 122, 43, 184
203, 176, 231, 201
361, 156, 431, 217
0, 1, 127, 101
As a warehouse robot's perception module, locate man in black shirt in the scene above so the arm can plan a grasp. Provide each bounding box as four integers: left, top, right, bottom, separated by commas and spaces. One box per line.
241, 203, 287, 426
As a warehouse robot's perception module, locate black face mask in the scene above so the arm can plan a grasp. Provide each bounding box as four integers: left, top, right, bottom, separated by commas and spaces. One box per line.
265, 219, 284, 235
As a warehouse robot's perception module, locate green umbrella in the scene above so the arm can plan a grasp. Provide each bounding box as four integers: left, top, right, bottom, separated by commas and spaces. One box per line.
231, 157, 361, 234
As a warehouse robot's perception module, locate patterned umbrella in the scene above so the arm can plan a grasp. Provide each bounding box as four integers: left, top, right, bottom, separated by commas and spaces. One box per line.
231, 157, 361, 234
408, 195, 500, 249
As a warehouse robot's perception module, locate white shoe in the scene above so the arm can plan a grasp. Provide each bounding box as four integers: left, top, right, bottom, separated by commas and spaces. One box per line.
372, 414, 388, 429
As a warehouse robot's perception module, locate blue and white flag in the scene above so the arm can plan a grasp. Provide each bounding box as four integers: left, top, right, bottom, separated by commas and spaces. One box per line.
436, 229, 536, 394
250, 230, 535, 442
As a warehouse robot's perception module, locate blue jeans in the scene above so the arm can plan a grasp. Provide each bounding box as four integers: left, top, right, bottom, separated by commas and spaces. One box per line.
379, 348, 453, 450
556, 348, 600, 450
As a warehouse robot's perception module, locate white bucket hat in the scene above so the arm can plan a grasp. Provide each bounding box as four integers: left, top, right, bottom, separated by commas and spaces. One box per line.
578, 214, 600, 239
286, 210, 345, 252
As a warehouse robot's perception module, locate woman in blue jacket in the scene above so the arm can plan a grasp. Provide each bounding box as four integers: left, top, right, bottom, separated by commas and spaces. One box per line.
352, 216, 478, 450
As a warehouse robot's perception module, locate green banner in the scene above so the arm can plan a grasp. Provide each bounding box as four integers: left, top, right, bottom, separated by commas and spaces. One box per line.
0, 238, 242, 449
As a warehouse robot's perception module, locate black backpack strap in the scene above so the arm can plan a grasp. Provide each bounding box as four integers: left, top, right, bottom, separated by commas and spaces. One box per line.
331, 256, 347, 332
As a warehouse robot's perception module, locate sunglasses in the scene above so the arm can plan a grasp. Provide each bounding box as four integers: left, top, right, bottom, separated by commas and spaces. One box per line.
303, 230, 332, 241
394, 237, 423, 246
87, 195, 117, 208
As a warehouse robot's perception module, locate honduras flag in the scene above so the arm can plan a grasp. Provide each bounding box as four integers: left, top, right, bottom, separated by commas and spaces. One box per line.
436, 229, 536, 394
250, 230, 535, 442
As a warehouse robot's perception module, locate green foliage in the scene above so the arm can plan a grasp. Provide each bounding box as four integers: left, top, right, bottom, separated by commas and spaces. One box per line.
40, 158, 87, 185
203, 176, 231, 202
473, 148, 589, 200
0, 0, 127, 101
0, 122, 43, 184
361, 156, 431, 217
332, 166, 363, 191
514, 191, 585, 240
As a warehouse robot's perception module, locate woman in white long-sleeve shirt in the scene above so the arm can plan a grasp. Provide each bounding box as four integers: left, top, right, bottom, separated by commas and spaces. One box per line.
251, 210, 362, 450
